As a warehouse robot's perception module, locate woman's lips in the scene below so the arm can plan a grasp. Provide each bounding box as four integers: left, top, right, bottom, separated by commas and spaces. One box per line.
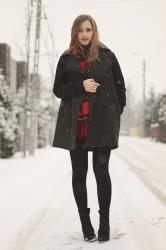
82, 38, 88, 41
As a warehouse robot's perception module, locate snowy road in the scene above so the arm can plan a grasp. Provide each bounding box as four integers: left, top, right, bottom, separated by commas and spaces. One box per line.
0, 137, 166, 250
116, 136, 166, 206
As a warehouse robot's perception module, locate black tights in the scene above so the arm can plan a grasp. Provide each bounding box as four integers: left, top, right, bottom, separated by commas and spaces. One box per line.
69, 144, 112, 216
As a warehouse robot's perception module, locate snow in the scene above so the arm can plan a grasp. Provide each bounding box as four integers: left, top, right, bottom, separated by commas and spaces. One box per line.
0, 147, 71, 250
0, 136, 166, 250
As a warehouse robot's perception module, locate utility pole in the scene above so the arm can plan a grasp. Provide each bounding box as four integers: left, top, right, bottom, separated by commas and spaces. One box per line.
142, 59, 146, 137
23, 0, 33, 157
29, 0, 42, 155
132, 52, 146, 137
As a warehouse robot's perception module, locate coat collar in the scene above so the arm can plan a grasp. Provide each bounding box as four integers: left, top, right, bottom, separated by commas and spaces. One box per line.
62, 42, 110, 76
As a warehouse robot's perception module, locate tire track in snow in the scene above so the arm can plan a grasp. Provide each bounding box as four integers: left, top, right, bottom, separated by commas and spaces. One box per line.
8, 207, 50, 250
116, 150, 166, 206
116, 137, 166, 206
110, 153, 166, 250
8, 171, 71, 250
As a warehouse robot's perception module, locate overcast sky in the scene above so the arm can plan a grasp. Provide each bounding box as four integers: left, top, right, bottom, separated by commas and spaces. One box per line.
0, 0, 165, 100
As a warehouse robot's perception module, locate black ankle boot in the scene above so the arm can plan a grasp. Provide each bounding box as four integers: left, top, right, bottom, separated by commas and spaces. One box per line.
79, 208, 96, 241
98, 210, 110, 242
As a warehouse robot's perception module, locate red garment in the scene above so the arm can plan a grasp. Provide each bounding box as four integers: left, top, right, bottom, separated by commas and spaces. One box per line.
75, 59, 91, 139
79, 60, 91, 72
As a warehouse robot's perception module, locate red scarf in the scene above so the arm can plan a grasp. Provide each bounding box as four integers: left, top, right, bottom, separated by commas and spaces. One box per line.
75, 58, 92, 139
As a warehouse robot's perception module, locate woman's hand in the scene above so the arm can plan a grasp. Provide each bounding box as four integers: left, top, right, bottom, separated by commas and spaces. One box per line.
83, 79, 100, 93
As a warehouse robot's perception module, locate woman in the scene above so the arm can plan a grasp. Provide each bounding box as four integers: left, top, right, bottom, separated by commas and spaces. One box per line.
52, 14, 126, 242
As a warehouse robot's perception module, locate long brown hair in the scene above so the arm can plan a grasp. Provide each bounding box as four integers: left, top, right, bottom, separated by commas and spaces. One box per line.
67, 14, 100, 62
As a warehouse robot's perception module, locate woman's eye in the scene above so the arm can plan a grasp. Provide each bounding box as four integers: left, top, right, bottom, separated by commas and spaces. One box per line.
78, 29, 92, 32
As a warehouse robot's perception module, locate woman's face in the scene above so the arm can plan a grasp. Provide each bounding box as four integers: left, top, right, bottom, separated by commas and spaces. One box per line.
77, 20, 93, 46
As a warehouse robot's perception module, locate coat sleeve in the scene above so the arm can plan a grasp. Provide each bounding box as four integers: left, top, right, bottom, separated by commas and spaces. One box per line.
112, 53, 126, 114
53, 55, 86, 99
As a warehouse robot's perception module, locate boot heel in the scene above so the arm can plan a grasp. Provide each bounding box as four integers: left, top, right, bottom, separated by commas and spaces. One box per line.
79, 208, 96, 241
98, 210, 110, 242
98, 230, 110, 242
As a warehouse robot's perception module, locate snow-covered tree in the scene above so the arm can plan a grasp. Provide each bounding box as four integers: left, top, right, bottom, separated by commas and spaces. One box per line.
146, 87, 157, 123
0, 79, 18, 158
145, 87, 161, 136
158, 93, 166, 126
38, 99, 52, 148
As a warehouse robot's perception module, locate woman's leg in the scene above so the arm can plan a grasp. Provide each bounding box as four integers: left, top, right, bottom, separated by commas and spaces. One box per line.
92, 147, 112, 241
69, 146, 88, 214
92, 147, 112, 216
69, 145, 96, 241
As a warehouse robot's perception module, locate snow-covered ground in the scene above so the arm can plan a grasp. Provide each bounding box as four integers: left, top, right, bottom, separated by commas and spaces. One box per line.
0, 136, 166, 250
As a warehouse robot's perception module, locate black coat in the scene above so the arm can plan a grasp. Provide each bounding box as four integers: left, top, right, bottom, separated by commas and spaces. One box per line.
52, 42, 126, 151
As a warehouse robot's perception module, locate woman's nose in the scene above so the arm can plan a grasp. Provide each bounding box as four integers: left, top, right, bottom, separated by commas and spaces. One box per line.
82, 31, 88, 36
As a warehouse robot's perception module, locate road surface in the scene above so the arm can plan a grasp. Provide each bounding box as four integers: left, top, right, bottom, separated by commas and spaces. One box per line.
0, 137, 165, 250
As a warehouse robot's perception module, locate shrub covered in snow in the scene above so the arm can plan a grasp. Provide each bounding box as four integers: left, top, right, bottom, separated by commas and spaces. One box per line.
158, 94, 166, 125
146, 89, 166, 142
0, 79, 18, 158
38, 99, 52, 148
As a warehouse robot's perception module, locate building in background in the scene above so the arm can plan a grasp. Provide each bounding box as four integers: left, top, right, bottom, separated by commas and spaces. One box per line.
16, 61, 27, 89
10, 57, 17, 96
0, 43, 11, 84
0, 42, 65, 155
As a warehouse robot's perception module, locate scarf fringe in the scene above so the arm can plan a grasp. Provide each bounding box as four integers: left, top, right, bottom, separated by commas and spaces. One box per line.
76, 117, 89, 139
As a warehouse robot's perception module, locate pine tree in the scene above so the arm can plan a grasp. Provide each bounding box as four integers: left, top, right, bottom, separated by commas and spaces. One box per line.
157, 93, 166, 142
158, 94, 166, 126
145, 87, 159, 134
